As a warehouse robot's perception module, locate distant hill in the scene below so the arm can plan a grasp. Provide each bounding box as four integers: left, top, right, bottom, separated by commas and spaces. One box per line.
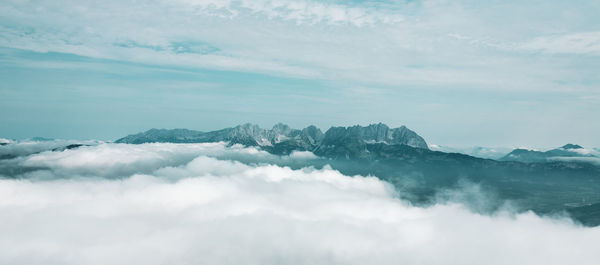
428, 145, 513, 160
500, 144, 600, 163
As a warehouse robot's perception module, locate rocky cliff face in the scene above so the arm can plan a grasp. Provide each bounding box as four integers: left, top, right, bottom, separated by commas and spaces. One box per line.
320, 123, 428, 148
115, 122, 428, 157
311, 123, 428, 159
115, 123, 325, 148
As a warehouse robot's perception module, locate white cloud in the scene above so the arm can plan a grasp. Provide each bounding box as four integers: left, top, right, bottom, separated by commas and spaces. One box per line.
175, 0, 403, 26
0, 143, 599, 264
427, 145, 513, 159
567, 147, 600, 156
0, 139, 102, 159
520, 32, 600, 55
2, 0, 596, 93
288, 150, 319, 159
549, 156, 600, 166
2, 141, 320, 179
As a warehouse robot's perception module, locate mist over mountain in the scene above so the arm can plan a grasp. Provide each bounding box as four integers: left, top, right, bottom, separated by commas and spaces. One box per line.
428, 145, 513, 160
2, 141, 600, 265
111, 122, 600, 226
116, 123, 599, 166
501, 144, 600, 164
3, 123, 600, 264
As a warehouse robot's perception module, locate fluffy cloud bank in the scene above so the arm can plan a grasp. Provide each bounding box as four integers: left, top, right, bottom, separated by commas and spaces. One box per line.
1, 141, 318, 179
0, 143, 599, 265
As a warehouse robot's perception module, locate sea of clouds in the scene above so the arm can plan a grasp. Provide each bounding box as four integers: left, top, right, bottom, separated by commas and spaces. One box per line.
1, 141, 599, 265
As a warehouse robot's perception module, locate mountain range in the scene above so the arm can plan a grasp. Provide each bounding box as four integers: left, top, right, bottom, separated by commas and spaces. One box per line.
116, 123, 600, 164
116, 123, 430, 158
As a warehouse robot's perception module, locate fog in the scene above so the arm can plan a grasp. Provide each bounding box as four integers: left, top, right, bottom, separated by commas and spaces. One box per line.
0, 142, 598, 264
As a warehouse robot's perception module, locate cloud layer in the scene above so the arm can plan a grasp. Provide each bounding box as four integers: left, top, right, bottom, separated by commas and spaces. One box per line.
1, 0, 598, 88
1, 142, 599, 264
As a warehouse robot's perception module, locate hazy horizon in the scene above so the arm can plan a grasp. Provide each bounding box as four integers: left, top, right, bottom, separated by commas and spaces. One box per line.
1, 121, 597, 151
1, 0, 599, 148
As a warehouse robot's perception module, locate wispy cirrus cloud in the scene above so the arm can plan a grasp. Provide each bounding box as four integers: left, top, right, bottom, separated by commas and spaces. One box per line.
519, 32, 600, 55
176, 0, 406, 26
2, 0, 597, 89
1, 0, 599, 147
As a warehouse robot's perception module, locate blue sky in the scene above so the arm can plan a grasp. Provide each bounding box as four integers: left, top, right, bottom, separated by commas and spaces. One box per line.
1, 0, 599, 148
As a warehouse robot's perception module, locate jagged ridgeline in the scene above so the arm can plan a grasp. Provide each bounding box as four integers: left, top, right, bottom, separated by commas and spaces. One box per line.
115, 123, 429, 157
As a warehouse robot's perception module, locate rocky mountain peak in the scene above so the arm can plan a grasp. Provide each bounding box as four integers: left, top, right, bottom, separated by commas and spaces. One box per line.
271, 123, 293, 135
322, 123, 428, 149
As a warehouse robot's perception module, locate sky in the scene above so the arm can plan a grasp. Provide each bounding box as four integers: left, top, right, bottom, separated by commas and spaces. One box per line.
0, 0, 599, 148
